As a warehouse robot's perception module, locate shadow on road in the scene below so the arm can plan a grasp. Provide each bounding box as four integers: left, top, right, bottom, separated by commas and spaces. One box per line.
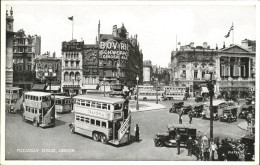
55, 119, 67, 127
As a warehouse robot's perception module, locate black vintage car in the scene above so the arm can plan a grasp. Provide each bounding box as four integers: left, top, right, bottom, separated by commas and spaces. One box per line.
190, 103, 204, 117
153, 124, 196, 147
182, 105, 192, 114
241, 134, 255, 161
219, 106, 238, 123
169, 101, 184, 113
238, 98, 254, 119
195, 95, 204, 102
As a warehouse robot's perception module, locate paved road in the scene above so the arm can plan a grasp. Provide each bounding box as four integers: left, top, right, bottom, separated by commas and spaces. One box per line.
5, 99, 247, 160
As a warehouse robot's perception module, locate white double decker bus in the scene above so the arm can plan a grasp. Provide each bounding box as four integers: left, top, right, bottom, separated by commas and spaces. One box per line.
69, 95, 131, 146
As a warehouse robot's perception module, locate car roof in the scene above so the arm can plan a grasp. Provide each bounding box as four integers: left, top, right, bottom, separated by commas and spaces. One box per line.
167, 123, 196, 130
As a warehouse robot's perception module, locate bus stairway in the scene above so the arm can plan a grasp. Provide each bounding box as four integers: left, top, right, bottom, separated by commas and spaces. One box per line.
13, 94, 24, 113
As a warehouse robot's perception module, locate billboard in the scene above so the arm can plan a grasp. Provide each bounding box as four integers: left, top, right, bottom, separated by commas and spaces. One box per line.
99, 39, 129, 60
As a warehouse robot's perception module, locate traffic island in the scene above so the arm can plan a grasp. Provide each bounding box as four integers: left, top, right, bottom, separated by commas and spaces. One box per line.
129, 101, 165, 112
237, 121, 248, 131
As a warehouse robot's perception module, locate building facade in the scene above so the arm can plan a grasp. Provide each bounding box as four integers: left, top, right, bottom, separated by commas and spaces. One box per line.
12, 29, 41, 91
61, 40, 84, 95
170, 41, 255, 97
34, 54, 62, 88
98, 24, 143, 86
6, 7, 15, 87
143, 60, 153, 84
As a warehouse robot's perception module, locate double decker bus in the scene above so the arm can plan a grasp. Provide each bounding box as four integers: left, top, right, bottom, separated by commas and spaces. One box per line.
161, 86, 187, 100
5, 87, 23, 113
69, 95, 131, 145
22, 92, 55, 128
135, 90, 164, 101
55, 95, 72, 113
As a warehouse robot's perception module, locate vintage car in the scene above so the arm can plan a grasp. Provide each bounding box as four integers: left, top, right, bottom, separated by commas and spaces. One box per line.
202, 100, 227, 120
169, 101, 184, 113
219, 106, 238, 123
241, 134, 255, 161
190, 103, 204, 117
195, 95, 204, 102
238, 98, 254, 119
153, 123, 196, 147
182, 105, 192, 114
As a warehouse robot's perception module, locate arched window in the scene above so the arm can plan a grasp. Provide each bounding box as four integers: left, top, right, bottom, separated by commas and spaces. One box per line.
64, 72, 69, 81
70, 72, 75, 81
75, 72, 80, 81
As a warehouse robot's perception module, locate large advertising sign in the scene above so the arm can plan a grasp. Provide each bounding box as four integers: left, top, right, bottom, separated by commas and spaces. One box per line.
62, 41, 84, 51
99, 39, 129, 59
143, 67, 151, 82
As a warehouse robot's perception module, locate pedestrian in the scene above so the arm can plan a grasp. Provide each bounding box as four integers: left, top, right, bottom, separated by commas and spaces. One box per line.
201, 133, 209, 161
189, 111, 193, 124
210, 141, 217, 160
179, 112, 183, 124
134, 124, 140, 142
186, 136, 193, 156
175, 131, 181, 155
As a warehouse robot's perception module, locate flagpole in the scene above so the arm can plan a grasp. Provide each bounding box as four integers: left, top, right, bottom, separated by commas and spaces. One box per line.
72, 18, 74, 40
232, 23, 234, 45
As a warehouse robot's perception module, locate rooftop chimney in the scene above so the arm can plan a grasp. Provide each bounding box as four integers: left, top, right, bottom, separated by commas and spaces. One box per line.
203, 42, 208, 49
112, 25, 117, 37
223, 42, 226, 49
216, 44, 218, 50
190, 42, 194, 48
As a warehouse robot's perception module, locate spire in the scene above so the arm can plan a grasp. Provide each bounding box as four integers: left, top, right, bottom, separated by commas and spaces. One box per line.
216, 44, 218, 50
10, 7, 13, 16
223, 41, 226, 49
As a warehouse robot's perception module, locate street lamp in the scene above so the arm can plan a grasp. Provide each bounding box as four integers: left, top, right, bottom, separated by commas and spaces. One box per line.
205, 66, 217, 141
44, 68, 57, 93
136, 75, 139, 110
103, 77, 106, 97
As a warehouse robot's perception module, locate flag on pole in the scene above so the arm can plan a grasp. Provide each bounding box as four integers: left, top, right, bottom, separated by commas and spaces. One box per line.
224, 23, 234, 38
68, 16, 73, 21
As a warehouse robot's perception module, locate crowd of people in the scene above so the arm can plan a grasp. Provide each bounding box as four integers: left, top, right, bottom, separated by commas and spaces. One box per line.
183, 133, 255, 161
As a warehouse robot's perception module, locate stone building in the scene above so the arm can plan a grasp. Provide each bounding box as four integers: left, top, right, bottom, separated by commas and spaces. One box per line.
12, 29, 41, 90
170, 40, 255, 97
6, 7, 15, 87
34, 53, 62, 92
143, 60, 153, 84
61, 40, 84, 95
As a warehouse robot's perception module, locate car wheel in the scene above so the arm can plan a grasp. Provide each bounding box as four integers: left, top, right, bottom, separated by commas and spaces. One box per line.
70, 125, 75, 134
93, 132, 100, 141
143, 97, 147, 101
228, 118, 231, 123
155, 140, 163, 147
100, 134, 107, 144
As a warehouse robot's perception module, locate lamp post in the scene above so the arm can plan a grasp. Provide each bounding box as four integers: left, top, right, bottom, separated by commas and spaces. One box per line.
103, 77, 106, 97
228, 77, 234, 101
205, 66, 217, 141
136, 75, 139, 110
44, 68, 57, 93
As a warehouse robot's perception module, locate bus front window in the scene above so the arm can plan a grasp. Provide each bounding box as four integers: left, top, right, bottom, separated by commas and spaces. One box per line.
114, 103, 122, 110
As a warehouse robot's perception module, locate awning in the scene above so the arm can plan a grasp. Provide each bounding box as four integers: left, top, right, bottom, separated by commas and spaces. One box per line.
201, 87, 209, 94
46, 86, 60, 91
81, 84, 98, 90
32, 84, 46, 91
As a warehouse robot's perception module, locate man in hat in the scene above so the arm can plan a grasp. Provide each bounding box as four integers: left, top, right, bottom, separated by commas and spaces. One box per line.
186, 136, 193, 156
176, 131, 181, 155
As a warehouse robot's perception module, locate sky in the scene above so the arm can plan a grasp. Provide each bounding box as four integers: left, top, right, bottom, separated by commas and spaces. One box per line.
5, 2, 256, 67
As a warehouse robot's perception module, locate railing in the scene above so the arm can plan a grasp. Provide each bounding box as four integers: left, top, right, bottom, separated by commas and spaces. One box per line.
118, 114, 131, 141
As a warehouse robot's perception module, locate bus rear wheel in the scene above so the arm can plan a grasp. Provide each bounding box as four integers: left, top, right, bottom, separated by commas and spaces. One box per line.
70, 125, 75, 134
100, 134, 107, 144
143, 97, 147, 101
93, 132, 100, 141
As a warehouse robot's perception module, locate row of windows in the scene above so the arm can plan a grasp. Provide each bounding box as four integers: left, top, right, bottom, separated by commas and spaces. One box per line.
139, 93, 160, 96
55, 99, 71, 104
65, 53, 80, 59
75, 115, 107, 128
165, 93, 185, 96
65, 61, 80, 68
25, 95, 51, 101
75, 100, 123, 111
